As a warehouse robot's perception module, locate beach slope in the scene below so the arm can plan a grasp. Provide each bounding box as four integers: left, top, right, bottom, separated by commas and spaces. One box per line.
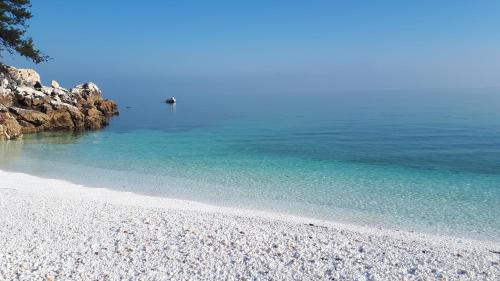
0, 170, 499, 280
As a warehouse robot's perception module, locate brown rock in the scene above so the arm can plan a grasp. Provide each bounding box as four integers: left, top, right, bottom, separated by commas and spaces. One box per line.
0, 111, 22, 140
49, 105, 85, 130
40, 104, 53, 115
95, 99, 118, 116
84, 107, 108, 130
48, 108, 75, 130
9, 107, 50, 126
71, 83, 103, 106
66, 106, 85, 128
86, 107, 103, 118
0, 90, 13, 107
0, 65, 118, 140
18, 120, 39, 133
31, 97, 44, 107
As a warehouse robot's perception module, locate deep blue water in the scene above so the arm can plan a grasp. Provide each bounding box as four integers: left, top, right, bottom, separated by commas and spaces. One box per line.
1, 85, 500, 241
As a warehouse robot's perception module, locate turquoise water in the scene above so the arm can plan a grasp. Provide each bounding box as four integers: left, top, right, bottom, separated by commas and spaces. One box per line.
1, 86, 500, 241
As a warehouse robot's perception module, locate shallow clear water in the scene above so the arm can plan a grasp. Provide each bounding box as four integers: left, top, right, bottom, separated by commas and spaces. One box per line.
1, 85, 500, 241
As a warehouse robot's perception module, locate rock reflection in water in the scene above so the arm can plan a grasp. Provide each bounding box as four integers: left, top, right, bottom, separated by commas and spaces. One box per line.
21, 131, 85, 145
0, 131, 85, 166
0, 138, 24, 165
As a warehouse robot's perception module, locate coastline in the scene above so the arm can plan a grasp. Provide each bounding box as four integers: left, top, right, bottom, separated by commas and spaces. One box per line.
1, 169, 499, 279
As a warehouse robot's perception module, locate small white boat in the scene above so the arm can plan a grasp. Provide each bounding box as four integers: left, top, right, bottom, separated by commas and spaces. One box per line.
166, 96, 176, 104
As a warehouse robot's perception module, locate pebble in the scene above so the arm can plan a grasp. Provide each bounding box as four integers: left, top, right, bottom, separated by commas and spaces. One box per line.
0, 170, 499, 280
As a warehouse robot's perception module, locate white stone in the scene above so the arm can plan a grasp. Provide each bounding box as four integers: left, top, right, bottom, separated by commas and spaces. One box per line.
51, 95, 62, 104
41, 86, 52, 96
0, 170, 498, 280
86, 82, 99, 92
0, 87, 11, 95
51, 80, 60, 88
7, 66, 41, 85
71, 82, 101, 95
52, 88, 68, 96
15, 86, 45, 98
1, 78, 8, 88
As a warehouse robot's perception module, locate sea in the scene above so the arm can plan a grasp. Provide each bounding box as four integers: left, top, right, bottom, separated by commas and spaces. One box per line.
1, 84, 499, 241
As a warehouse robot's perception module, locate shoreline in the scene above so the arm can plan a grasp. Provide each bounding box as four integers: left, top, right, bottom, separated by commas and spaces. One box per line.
1, 169, 499, 279
0, 169, 497, 246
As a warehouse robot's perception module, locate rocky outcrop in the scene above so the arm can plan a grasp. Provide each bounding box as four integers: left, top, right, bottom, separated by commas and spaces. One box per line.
0, 64, 118, 140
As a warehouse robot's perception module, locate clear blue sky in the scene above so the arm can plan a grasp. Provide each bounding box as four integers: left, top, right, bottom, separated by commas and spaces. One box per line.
4, 0, 500, 92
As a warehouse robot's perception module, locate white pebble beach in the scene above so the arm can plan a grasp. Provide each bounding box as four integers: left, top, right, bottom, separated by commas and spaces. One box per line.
0, 170, 499, 280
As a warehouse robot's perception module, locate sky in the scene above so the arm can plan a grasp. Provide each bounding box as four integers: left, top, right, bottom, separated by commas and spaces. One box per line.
4, 0, 500, 92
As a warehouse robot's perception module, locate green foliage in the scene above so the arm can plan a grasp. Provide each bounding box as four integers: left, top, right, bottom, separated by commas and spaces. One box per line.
0, 0, 48, 63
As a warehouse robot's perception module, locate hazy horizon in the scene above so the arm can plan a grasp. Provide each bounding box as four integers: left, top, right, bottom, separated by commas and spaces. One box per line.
3, 1, 500, 93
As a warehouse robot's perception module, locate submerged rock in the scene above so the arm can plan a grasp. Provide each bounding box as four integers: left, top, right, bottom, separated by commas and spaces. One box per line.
0, 64, 118, 140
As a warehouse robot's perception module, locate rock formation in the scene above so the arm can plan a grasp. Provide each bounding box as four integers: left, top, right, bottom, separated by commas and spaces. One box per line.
0, 64, 118, 140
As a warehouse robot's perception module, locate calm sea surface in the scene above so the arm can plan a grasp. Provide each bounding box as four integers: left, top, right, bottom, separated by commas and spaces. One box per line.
1, 85, 500, 241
